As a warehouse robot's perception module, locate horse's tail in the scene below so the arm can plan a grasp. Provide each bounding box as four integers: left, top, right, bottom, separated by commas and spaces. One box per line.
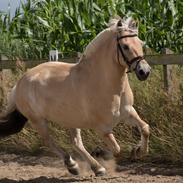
0, 86, 27, 137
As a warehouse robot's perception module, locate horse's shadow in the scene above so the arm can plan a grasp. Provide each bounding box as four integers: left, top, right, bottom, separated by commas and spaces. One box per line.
0, 176, 91, 183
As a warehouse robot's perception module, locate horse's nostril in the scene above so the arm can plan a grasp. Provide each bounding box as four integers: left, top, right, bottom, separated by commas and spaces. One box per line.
139, 69, 145, 76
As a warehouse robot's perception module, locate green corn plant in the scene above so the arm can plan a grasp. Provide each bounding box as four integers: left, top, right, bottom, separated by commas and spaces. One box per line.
0, 0, 182, 59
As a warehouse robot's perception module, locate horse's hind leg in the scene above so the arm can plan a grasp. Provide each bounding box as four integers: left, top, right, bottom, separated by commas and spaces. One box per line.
121, 106, 150, 160
69, 128, 106, 176
30, 118, 79, 175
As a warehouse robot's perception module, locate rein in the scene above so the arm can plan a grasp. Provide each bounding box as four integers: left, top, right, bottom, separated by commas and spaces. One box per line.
117, 34, 144, 72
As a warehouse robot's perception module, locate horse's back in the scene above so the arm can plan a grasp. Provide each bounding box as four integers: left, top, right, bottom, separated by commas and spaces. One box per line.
14, 62, 77, 119
18, 61, 75, 85
26, 62, 75, 80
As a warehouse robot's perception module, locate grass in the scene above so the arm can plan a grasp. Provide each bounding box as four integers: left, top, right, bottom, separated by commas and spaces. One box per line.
129, 65, 183, 163
0, 65, 183, 164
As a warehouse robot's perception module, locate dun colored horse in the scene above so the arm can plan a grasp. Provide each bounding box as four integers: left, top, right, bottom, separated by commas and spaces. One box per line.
0, 17, 151, 176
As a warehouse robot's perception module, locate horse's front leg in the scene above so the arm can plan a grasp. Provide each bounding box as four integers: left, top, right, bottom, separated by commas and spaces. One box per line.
69, 128, 106, 176
121, 105, 150, 160
97, 131, 120, 157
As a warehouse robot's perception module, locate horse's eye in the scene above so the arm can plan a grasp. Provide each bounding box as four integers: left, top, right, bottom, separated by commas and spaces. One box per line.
123, 44, 129, 50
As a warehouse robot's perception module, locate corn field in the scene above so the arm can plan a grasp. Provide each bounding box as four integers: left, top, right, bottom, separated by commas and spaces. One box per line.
0, 0, 183, 59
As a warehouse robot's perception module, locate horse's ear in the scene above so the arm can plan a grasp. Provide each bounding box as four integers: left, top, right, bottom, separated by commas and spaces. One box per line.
108, 16, 121, 27
117, 19, 122, 27
128, 18, 139, 30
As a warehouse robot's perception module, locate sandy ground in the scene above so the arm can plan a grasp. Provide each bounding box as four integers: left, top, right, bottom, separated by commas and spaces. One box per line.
0, 152, 182, 183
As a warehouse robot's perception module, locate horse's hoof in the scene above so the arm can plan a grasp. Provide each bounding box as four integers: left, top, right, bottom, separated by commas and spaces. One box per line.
91, 147, 113, 160
130, 145, 148, 161
67, 163, 80, 175
130, 146, 141, 161
65, 155, 79, 175
94, 167, 106, 177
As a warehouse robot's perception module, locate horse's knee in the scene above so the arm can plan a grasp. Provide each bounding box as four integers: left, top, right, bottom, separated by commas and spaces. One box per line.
70, 129, 84, 150
113, 145, 121, 158
113, 143, 120, 156
142, 124, 150, 138
71, 136, 82, 149
121, 105, 137, 124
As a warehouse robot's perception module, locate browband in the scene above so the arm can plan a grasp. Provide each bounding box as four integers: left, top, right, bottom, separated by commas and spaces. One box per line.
117, 34, 138, 41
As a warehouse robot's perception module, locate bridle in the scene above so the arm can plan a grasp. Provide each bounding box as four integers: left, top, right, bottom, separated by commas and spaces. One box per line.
117, 34, 144, 72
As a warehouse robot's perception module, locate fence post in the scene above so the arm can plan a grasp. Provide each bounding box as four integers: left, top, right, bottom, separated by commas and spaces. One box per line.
49, 50, 58, 61
161, 48, 173, 95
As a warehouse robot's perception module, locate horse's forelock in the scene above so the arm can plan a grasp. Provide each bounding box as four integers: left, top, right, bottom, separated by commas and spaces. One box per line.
123, 17, 138, 33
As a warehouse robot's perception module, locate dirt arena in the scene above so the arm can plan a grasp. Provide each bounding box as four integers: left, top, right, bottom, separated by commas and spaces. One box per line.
0, 152, 182, 183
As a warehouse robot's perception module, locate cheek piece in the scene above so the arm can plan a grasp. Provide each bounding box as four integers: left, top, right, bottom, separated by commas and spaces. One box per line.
117, 34, 144, 73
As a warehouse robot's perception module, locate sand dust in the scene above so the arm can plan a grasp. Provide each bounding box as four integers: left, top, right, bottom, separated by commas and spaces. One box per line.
0, 152, 182, 183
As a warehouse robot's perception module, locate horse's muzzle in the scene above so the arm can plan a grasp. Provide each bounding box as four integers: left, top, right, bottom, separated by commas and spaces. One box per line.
135, 61, 151, 81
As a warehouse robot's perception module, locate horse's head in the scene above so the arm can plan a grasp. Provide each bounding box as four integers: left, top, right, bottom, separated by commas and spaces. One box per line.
110, 17, 151, 81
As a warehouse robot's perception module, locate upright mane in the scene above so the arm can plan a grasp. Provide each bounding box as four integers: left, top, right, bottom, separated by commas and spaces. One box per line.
82, 28, 112, 59
80, 16, 138, 60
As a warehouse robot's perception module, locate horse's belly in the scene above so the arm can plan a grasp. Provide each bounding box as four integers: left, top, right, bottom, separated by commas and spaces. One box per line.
45, 105, 113, 130
48, 115, 95, 129
45, 106, 93, 128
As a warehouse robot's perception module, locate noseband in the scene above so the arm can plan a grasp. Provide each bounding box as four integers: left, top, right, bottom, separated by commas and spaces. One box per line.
117, 34, 144, 72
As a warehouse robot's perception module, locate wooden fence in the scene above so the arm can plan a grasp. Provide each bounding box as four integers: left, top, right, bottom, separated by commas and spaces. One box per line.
1, 54, 183, 68
0, 51, 183, 94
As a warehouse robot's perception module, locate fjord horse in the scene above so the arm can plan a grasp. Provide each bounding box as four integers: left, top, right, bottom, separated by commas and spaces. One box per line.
0, 17, 151, 176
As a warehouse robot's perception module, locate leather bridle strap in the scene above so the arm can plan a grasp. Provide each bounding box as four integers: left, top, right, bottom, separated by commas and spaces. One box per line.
117, 34, 138, 40
117, 34, 144, 72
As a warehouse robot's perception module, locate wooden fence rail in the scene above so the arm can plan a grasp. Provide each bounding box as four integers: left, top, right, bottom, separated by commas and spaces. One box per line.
0, 54, 183, 70
146, 54, 183, 65
0, 53, 183, 94
0, 58, 78, 70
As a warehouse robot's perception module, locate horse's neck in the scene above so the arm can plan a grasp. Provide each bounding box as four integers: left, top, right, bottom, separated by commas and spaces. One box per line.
75, 28, 127, 95
76, 50, 126, 96
78, 29, 115, 67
